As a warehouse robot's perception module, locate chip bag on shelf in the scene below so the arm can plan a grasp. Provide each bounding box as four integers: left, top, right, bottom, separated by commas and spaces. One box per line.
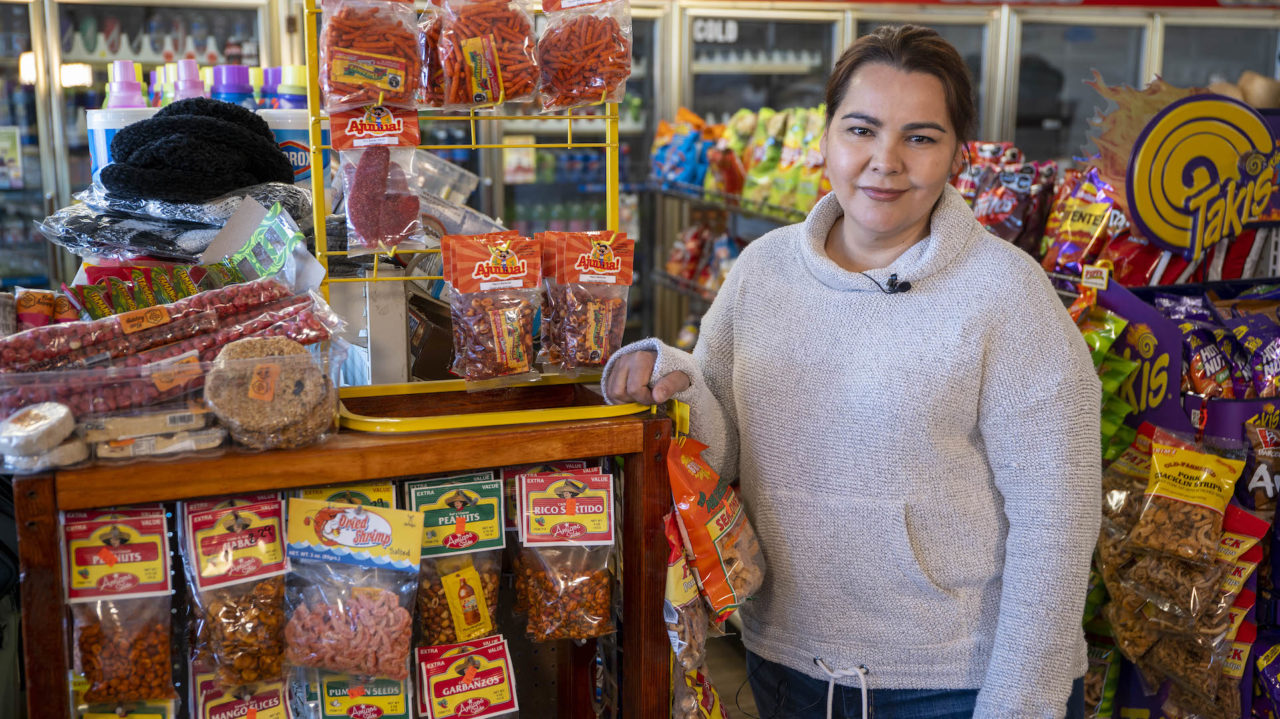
320, 0, 421, 112
1042, 168, 1120, 279
742, 109, 791, 208
536, 0, 631, 111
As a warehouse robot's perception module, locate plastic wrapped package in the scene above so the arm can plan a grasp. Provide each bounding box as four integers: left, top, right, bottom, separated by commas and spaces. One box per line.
1125, 438, 1246, 565
75, 182, 313, 233
320, 0, 421, 111
440, 0, 537, 108
410, 150, 479, 205
341, 147, 428, 257
181, 497, 289, 691
419, 7, 445, 107
37, 203, 224, 262
0, 277, 292, 373
517, 545, 613, 641
553, 232, 635, 374
1104, 590, 1161, 663
204, 337, 340, 451
665, 512, 708, 674
63, 507, 176, 704
416, 551, 501, 646
419, 192, 504, 239
536, 0, 631, 110
668, 436, 766, 622
442, 233, 541, 387
284, 498, 424, 680
1085, 637, 1122, 719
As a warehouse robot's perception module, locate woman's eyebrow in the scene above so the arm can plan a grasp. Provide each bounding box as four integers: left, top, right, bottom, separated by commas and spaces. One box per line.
902, 121, 947, 133
840, 112, 881, 126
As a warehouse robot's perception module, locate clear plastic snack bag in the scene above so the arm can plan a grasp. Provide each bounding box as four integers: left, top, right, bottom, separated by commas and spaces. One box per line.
516, 545, 614, 641
536, 0, 631, 111
283, 498, 423, 680
340, 146, 429, 257
438, 0, 537, 109
320, 0, 421, 112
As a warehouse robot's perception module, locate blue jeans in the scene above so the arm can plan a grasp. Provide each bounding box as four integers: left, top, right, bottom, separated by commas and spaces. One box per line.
746, 651, 1085, 719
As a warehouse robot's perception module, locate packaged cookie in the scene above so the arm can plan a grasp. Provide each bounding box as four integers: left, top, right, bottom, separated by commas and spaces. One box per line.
668, 435, 766, 623
1126, 439, 1246, 565
284, 499, 422, 680
62, 508, 177, 703
180, 497, 289, 691
204, 337, 337, 451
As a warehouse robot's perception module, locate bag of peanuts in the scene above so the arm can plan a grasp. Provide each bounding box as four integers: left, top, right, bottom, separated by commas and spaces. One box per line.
536, 0, 631, 111
438, 0, 538, 109
442, 233, 542, 388
551, 231, 635, 376
404, 476, 506, 646
668, 432, 766, 624
283, 498, 423, 680
62, 507, 178, 703
179, 496, 290, 691
1125, 437, 1246, 565
320, 0, 421, 112
515, 468, 616, 641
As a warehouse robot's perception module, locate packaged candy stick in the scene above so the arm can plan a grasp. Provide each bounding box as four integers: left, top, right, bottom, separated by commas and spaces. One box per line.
439, 0, 538, 108
537, 0, 631, 111
320, 0, 421, 112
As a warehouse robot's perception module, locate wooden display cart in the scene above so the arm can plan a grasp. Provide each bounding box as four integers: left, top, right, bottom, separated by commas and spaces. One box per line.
14, 386, 673, 719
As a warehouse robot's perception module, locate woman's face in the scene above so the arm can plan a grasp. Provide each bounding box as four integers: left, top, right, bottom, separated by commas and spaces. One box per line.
820, 63, 963, 245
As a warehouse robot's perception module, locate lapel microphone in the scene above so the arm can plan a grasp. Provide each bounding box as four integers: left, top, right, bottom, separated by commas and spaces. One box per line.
861, 272, 913, 295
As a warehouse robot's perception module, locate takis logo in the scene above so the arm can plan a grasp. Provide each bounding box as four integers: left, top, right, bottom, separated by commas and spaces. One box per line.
1128, 95, 1278, 261
344, 106, 404, 137
472, 240, 528, 280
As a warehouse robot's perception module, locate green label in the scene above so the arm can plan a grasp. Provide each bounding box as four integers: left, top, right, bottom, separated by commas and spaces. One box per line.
405, 478, 505, 557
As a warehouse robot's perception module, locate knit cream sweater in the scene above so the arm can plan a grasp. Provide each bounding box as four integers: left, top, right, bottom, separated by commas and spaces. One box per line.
605, 186, 1101, 718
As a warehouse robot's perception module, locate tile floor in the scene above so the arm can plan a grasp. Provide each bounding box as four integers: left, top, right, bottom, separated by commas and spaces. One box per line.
706, 633, 759, 718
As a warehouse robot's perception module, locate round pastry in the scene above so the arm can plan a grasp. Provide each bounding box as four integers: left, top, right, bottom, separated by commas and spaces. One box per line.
0, 402, 75, 456
228, 381, 336, 451
206, 337, 327, 435
5, 436, 89, 472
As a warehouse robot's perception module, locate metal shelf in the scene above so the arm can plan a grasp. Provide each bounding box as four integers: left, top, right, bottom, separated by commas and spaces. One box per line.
690, 61, 817, 75
654, 179, 808, 224
503, 119, 647, 136
652, 270, 717, 304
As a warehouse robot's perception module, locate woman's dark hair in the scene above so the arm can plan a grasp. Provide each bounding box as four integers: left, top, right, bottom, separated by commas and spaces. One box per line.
825, 25, 976, 146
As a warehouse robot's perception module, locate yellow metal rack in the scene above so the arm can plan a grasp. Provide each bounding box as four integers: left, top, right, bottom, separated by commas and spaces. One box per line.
301, 0, 647, 431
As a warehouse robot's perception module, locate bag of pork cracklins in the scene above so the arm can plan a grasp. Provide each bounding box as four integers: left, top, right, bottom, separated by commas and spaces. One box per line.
667, 432, 766, 623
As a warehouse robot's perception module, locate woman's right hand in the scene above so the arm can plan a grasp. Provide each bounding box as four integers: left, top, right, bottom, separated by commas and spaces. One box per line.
606, 350, 691, 405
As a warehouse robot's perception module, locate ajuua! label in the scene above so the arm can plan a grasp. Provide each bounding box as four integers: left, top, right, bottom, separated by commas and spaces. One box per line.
1128, 95, 1279, 262
186, 499, 288, 592
286, 498, 422, 571
314, 674, 411, 719
519, 471, 613, 546
418, 639, 518, 719
331, 106, 420, 150
64, 509, 171, 601
405, 479, 504, 557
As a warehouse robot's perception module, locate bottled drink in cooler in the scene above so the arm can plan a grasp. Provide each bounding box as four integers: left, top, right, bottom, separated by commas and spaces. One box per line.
548, 202, 567, 232
529, 203, 549, 236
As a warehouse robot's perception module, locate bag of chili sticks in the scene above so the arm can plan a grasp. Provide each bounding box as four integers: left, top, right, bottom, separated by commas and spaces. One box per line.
320, 0, 421, 112
537, 0, 632, 111
439, 0, 538, 108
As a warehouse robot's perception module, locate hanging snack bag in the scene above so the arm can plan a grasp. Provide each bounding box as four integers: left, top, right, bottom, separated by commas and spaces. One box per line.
536, 232, 565, 368
766, 107, 815, 209
63, 507, 177, 703
298, 481, 399, 508
740, 107, 775, 176
974, 162, 1038, 243
1244, 420, 1280, 518
668, 435, 766, 623
793, 107, 828, 213
1041, 169, 1119, 278
1040, 167, 1083, 256
1179, 321, 1237, 399
516, 469, 616, 641
332, 106, 427, 257
420, 5, 446, 107
1126, 439, 1246, 565
298, 671, 414, 719
415, 637, 519, 719
555, 231, 635, 374
15, 287, 56, 332
283, 498, 422, 680
1078, 307, 1128, 367
442, 233, 542, 387
1225, 314, 1280, 398
665, 513, 708, 674
537, 0, 631, 111
439, 0, 538, 108
180, 497, 289, 691
320, 0, 421, 112
742, 109, 793, 207
404, 476, 505, 646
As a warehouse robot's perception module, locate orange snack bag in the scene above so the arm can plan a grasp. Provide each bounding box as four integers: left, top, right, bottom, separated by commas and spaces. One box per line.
668, 436, 766, 622
536, 0, 631, 111
320, 0, 422, 111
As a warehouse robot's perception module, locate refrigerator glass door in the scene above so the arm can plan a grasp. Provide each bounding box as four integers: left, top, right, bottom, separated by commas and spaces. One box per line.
1160, 25, 1280, 90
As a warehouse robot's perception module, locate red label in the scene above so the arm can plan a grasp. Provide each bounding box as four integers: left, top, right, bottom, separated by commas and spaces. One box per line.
347, 705, 382, 719
198, 525, 279, 556
332, 106, 421, 150
75, 542, 161, 567
95, 572, 142, 593
445, 532, 479, 550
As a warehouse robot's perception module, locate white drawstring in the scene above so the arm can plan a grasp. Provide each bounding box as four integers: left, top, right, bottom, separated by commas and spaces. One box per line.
814, 657, 869, 719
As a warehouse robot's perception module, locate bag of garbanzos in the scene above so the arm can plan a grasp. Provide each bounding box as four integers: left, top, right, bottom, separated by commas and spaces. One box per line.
667, 436, 766, 623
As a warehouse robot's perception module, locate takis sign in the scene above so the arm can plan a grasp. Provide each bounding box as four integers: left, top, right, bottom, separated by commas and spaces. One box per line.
1127, 95, 1280, 262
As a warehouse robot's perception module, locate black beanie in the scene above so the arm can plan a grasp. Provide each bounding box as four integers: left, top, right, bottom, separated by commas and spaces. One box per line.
100, 98, 296, 203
